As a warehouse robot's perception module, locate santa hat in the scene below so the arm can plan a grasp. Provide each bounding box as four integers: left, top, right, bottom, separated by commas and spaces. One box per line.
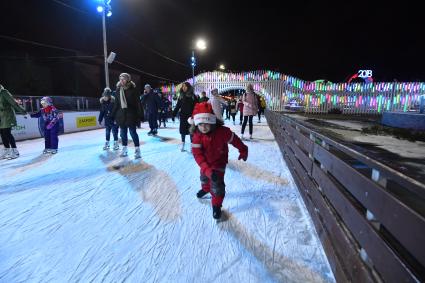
188, 102, 217, 126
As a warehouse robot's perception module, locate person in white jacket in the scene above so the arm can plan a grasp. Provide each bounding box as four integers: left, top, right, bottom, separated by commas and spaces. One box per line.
209, 88, 227, 121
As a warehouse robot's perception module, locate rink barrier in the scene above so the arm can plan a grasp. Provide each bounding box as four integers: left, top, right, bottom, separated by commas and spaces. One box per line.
266, 110, 425, 283
0, 111, 102, 143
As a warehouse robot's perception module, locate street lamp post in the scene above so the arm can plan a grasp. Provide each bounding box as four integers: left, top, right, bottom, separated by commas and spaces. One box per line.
191, 50, 196, 85
191, 39, 206, 86
96, 1, 112, 88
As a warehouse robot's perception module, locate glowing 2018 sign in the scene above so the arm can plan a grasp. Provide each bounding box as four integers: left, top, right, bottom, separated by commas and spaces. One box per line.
348, 70, 374, 83
358, 70, 373, 78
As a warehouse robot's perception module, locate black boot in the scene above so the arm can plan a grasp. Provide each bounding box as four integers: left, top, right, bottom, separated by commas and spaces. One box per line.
196, 189, 208, 198
213, 206, 222, 219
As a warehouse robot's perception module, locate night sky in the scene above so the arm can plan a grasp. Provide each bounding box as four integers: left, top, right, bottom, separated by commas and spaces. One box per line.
1, 0, 425, 85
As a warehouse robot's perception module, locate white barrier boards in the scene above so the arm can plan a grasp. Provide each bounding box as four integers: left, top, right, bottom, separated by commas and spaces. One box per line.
1, 111, 102, 143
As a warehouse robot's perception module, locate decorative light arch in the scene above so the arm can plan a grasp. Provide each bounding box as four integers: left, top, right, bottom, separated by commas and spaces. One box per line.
161, 70, 424, 113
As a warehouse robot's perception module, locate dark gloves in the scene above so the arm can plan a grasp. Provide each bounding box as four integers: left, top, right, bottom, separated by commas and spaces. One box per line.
205, 168, 218, 182
46, 123, 53, 130
238, 150, 248, 161
171, 116, 175, 122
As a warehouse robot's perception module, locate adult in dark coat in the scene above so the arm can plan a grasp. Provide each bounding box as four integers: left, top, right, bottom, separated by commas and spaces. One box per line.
141, 84, 161, 135
112, 73, 144, 158
172, 82, 199, 151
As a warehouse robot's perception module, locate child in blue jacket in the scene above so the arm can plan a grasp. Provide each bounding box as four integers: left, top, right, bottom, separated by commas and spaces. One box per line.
30, 96, 60, 154
98, 88, 119, 150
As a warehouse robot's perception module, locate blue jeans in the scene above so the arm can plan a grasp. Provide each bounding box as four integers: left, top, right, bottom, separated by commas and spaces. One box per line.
106, 124, 119, 141
120, 126, 139, 147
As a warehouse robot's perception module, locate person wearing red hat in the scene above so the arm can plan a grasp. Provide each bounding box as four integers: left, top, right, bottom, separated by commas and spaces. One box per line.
30, 96, 60, 154
190, 102, 248, 220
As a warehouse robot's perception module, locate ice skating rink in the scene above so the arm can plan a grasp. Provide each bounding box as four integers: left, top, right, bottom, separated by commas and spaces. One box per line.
0, 119, 334, 283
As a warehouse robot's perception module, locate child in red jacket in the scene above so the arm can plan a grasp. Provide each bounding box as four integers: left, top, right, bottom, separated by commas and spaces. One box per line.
190, 102, 248, 219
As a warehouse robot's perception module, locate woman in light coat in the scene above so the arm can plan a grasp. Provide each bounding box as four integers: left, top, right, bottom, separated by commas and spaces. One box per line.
241, 84, 258, 139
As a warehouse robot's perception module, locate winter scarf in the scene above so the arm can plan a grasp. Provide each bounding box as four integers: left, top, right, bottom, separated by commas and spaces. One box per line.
116, 81, 134, 109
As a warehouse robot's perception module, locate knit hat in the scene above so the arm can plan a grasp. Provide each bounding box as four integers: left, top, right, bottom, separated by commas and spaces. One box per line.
103, 87, 112, 97
144, 84, 151, 89
119, 73, 131, 81
41, 96, 53, 105
189, 102, 217, 126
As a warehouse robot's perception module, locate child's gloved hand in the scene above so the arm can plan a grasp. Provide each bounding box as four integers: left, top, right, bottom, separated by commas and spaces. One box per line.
171, 116, 175, 122
205, 168, 218, 182
238, 150, 248, 161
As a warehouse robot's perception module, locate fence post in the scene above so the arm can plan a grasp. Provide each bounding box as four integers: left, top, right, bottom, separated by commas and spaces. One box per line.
77, 99, 80, 111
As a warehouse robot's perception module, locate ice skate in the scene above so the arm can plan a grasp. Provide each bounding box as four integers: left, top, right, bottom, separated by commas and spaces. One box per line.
180, 142, 186, 152
7, 148, 19, 160
249, 134, 253, 139
103, 141, 110, 150
0, 148, 10, 159
43, 149, 50, 154
113, 141, 119, 150
196, 189, 208, 198
212, 205, 222, 220
134, 147, 141, 159
12, 148, 19, 157
49, 149, 58, 154
120, 146, 128, 157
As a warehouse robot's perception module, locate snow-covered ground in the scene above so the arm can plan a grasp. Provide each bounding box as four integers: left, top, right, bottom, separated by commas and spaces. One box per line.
0, 118, 334, 283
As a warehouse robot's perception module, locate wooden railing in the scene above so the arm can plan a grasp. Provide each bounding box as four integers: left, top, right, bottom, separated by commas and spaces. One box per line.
266, 110, 425, 283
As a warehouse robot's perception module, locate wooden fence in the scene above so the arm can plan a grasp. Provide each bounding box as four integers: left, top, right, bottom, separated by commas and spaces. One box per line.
266, 110, 425, 282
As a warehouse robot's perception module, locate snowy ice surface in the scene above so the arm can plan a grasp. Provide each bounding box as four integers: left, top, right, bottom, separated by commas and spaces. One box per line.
0, 119, 335, 283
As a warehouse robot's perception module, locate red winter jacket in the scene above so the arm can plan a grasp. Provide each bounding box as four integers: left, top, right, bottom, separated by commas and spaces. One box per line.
192, 126, 248, 174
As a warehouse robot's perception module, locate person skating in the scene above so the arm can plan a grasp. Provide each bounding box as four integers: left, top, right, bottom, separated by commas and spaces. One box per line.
141, 84, 161, 136
0, 84, 27, 159
30, 97, 60, 154
190, 102, 248, 219
98, 87, 119, 150
241, 84, 258, 139
229, 97, 237, 125
237, 96, 244, 125
199, 91, 209, 103
209, 88, 227, 122
257, 94, 266, 123
158, 92, 171, 128
112, 73, 144, 159
172, 82, 199, 152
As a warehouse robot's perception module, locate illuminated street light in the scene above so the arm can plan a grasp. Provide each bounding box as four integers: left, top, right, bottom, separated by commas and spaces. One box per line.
95, 0, 113, 88
219, 64, 225, 70
196, 39, 207, 50
191, 39, 207, 85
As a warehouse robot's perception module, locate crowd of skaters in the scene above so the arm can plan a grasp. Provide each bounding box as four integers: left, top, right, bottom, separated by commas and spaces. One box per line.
0, 73, 267, 219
